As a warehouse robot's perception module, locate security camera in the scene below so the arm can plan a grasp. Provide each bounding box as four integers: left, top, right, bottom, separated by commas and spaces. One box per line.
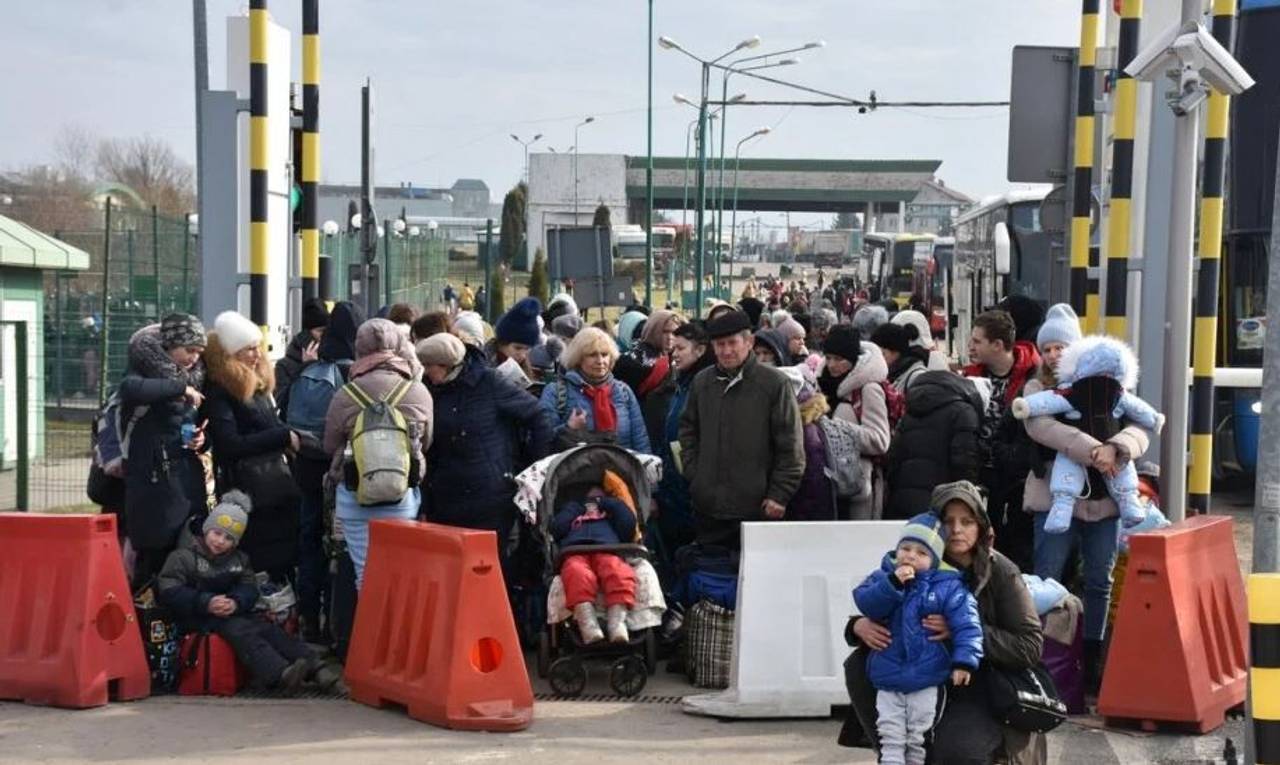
1126, 20, 1254, 96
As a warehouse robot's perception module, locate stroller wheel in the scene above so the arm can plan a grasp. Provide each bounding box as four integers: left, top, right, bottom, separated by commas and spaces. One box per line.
643, 629, 658, 676
548, 656, 587, 697
536, 629, 552, 679
609, 655, 648, 697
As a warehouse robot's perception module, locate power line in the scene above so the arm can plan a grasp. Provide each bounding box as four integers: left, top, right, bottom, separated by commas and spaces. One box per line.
713, 65, 1007, 109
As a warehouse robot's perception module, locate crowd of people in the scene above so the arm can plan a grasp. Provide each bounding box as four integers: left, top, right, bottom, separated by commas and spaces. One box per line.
88, 270, 1161, 764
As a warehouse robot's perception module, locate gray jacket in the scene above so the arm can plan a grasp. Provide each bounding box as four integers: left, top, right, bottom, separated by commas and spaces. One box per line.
679, 353, 805, 520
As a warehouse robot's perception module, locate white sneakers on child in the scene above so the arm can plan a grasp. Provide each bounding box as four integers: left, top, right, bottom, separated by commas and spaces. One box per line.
606, 604, 630, 644
574, 602, 605, 644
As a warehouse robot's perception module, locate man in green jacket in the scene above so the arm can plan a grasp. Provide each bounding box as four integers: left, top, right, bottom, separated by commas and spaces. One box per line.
679, 309, 805, 550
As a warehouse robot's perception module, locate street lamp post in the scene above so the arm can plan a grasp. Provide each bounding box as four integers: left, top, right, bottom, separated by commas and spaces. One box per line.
510, 133, 543, 183
660, 34, 761, 316
729, 127, 771, 294
573, 117, 595, 226
645, 0, 654, 308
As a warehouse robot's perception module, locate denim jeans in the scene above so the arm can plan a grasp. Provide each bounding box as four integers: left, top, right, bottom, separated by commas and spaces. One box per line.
1032, 511, 1119, 641
335, 484, 420, 590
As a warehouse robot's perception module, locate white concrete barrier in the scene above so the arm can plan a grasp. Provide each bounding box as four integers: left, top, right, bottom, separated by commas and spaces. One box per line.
682, 520, 902, 719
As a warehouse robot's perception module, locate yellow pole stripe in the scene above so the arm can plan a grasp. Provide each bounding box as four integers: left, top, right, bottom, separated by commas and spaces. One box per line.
1188, 434, 1213, 491
1114, 81, 1138, 140
303, 36, 320, 84
1071, 219, 1091, 267
1193, 317, 1219, 371
1206, 93, 1230, 139
1251, 574, 1280, 624
302, 134, 320, 183
1122, 0, 1142, 19
1079, 16, 1099, 66
250, 223, 270, 274
249, 9, 269, 64
250, 117, 268, 170
1213, 0, 1235, 14
1104, 317, 1127, 338
1255, 668, 1280, 720
1107, 199, 1131, 259
1199, 198, 1225, 259
1074, 116, 1095, 166
1084, 294, 1101, 334
301, 231, 320, 277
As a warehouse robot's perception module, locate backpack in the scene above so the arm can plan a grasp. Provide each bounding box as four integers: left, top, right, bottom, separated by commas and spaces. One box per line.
847, 381, 905, 471
816, 415, 865, 499
343, 380, 413, 505
285, 361, 348, 444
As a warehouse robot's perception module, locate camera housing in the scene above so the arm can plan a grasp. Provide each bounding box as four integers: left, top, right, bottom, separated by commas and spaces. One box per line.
1125, 19, 1254, 97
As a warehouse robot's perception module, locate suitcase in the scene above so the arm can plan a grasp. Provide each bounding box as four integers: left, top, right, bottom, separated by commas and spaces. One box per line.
178, 633, 246, 696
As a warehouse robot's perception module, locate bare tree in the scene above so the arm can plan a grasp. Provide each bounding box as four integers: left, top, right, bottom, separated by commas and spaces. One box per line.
95, 135, 194, 216
0, 164, 97, 233
52, 124, 96, 183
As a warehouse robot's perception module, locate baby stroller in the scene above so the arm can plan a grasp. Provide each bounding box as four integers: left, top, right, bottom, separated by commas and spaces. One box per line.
520, 443, 664, 697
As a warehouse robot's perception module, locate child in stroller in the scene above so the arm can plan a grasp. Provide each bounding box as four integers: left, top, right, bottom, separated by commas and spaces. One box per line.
552, 485, 638, 645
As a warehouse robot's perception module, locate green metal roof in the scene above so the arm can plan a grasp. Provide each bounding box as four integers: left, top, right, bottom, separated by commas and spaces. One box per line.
627, 186, 920, 204
626, 157, 941, 174
0, 214, 90, 270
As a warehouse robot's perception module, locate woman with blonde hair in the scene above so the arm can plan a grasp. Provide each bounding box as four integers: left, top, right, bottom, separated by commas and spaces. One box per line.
539, 327, 651, 453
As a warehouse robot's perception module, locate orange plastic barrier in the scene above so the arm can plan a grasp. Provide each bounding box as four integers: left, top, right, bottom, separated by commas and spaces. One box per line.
344, 520, 533, 731
0, 513, 150, 708
1098, 515, 1248, 732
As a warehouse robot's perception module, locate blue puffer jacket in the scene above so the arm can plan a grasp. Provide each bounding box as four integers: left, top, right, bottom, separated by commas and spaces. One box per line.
552, 496, 637, 547
425, 349, 554, 533
853, 553, 984, 693
538, 370, 652, 454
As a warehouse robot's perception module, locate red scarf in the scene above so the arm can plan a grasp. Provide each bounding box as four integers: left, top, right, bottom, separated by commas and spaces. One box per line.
583, 381, 617, 432
637, 354, 671, 398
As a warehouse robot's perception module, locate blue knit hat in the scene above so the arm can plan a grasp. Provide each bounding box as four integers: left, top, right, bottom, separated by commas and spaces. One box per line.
1036, 303, 1083, 350
899, 512, 948, 568
495, 297, 542, 347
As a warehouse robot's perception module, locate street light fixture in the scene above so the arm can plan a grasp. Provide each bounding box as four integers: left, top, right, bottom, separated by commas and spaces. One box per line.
510, 133, 543, 183
573, 116, 595, 226
728, 127, 771, 292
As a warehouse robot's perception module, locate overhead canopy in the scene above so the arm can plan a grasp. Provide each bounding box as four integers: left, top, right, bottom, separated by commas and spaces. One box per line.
0, 214, 90, 270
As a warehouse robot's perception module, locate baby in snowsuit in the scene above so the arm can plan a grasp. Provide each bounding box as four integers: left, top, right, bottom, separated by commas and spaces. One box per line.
853, 513, 984, 765
552, 486, 638, 645
1011, 335, 1165, 534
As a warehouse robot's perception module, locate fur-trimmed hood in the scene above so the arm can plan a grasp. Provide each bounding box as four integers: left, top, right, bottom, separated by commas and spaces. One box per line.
204, 332, 274, 402
1056, 335, 1138, 390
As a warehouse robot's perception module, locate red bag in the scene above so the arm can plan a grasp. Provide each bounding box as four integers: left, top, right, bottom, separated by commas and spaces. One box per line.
177, 633, 246, 696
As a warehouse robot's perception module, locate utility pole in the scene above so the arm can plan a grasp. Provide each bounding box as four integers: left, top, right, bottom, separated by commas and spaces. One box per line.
694, 61, 709, 316
1255, 108, 1280, 575
360, 79, 376, 317
192, 0, 207, 264
644, 0, 654, 308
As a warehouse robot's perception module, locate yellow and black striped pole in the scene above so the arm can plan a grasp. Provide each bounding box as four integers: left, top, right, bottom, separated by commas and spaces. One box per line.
249, 0, 269, 332
1250, 573, 1280, 764
1104, 0, 1141, 340
1070, 0, 1100, 333
1188, 0, 1235, 516
301, 0, 320, 301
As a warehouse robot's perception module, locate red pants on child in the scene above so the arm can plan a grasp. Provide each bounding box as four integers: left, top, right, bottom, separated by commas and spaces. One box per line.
560, 552, 636, 608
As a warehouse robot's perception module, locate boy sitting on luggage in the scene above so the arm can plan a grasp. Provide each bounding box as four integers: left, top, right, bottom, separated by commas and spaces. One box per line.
158, 490, 321, 694
853, 513, 984, 765
552, 485, 638, 645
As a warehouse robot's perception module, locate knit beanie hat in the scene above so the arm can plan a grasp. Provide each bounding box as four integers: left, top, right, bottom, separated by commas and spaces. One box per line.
203, 489, 252, 544
899, 511, 947, 568
852, 305, 890, 337
301, 298, 331, 331
452, 311, 485, 346
617, 311, 648, 351
870, 322, 910, 355
495, 297, 542, 347
775, 316, 806, 343
891, 309, 934, 351
159, 313, 206, 350
212, 311, 262, 355
551, 313, 584, 341
1036, 303, 1083, 349
416, 332, 466, 368
823, 324, 862, 363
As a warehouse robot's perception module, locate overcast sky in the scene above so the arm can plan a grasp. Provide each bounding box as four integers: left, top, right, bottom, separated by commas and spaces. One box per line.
1, 1, 1081, 223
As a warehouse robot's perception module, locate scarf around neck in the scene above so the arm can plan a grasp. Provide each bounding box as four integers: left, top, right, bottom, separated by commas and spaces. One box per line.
580, 378, 617, 432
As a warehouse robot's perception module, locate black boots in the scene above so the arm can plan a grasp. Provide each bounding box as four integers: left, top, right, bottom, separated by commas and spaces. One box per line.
1083, 639, 1105, 697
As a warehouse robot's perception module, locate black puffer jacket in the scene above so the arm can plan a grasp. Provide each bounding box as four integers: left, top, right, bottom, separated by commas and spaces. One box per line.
883, 371, 982, 520
157, 533, 260, 633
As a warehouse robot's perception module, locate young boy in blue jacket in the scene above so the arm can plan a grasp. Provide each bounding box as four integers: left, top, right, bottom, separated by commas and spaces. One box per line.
853, 512, 984, 765
552, 486, 638, 646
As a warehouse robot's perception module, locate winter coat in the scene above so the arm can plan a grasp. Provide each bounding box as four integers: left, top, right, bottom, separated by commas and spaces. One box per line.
789, 394, 837, 521
884, 371, 983, 520
828, 341, 891, 519
539, 370, 652, 454
853, 553, 984, 693
273, 330, 312, 403
323, 350, 434, 487
423, 349, 553, 532
678, 353, 805, 521
753, 329, 791, 366
117, 326, 207, 551
886, 346, 930, 395
1020, 377, 1152, 523
552, 496, 638, 547
650, 353, 715, 548
157, 534, 260, 633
